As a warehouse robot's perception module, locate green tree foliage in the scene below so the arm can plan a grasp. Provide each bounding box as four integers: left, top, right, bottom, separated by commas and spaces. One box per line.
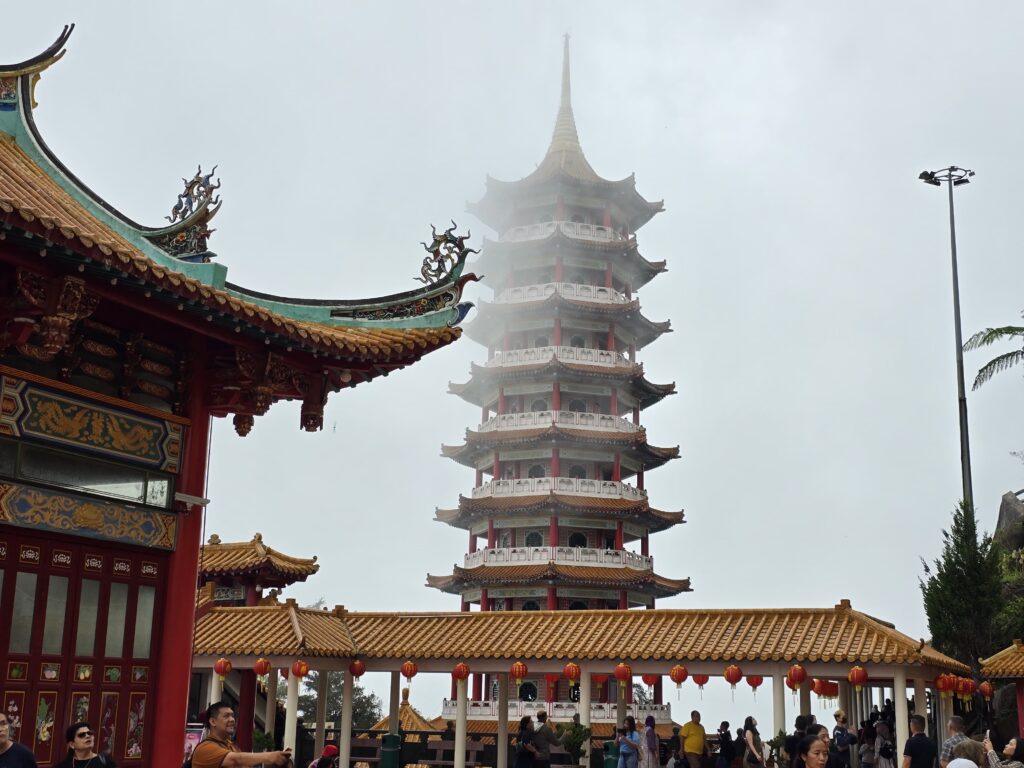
276, 672, 383, 729
920, 501, 1003, 673
964, 317, 1024, 389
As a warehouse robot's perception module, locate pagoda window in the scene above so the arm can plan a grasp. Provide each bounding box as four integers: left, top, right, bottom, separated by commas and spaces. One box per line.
570, 336, 586, 349
499, 532, 512, 548
525, 531, 543, 547
568, 532, 587, 548
528, 464, 545, 479
568, 399, 587, 413
597, 337, 608, 351
521, 601, 541, 613
534, 336, 549, 348
601, 468, 613, 482
9, 571, 38, 653
569, 465, 587, 480
519, 680, 539, 701
531, 399, 548, 412
604, 535, 616, 550
568, 600, 588, 611
503, 466, 516, 480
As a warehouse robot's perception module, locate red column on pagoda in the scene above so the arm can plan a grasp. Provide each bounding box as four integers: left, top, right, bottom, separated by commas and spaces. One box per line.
615, 521, 624, 549
153, 339, 211, 768
547, 586, 557, 610
492, 451, 500, 478
641, 533, 649, 557
637, 467, 644, 491
555, 256, 564, 282
498, 387, 506, 414
610, 388, 618, 416
469, 530, 477, 553
481, 588, 489, 611
487, 519, 496, 548
605, 260, 613, 287
551, 448, 560, 477
552, 382, 561, 410
549, 516, 558, 548
618, 591, 628, 609
607, 324, 616, 351
554, 318, 562, 346
612, 453, 621, 481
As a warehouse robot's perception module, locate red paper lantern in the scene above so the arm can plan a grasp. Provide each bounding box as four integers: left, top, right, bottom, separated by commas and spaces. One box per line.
692, 673, 709, 689
510, 661, 529, 686
291, 660, 309, 679
452, 663, 471, 681
847, 666, 868, 692
979, 681, 994, 702
214, 658, 232, 681
642, 674, 660, 687
747, 675, 764, 691
614, 663, 633, 692
401, 660, 418, 683
724, 665, 743, 688
785, 676, 797, 691
281, 667, 289, 680
253, 658, 271, 678
788, 664, 807, 689
823, 681, 839, 699
935, 674, 954, 699
669, 665, 688, 687
349, 659, 366, 678
563, 663, 581, 687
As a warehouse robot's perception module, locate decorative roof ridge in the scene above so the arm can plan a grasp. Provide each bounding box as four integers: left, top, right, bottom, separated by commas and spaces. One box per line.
285, 598, 306, 650
0, 24, 74, 78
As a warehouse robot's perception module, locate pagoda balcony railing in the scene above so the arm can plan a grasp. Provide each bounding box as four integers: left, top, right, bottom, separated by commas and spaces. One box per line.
439, 699, 673, 724
478, 410, 641, 434
494, 282, 628, 305
487, 346, 632, 369
501, 220, 627, 244
464, 546, 652, 571
471, 476, 646, 501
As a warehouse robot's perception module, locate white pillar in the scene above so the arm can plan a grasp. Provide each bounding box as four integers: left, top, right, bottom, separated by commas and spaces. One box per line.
389, 672, 401, 735
935, 687, 945, 754
284, 672, 299, 750
264, 668, 279, 739
340, 671, 354, 768
208, 671, 223, 704
913, 677, 927, 735
839, 680, 850, 722
455, 677, 469, 768
616, 678, 626, 727
773, 672, 787, 739
799, 683, 812, 717
316, 671, 329, 755
498, 674, 509, 768
579, 671, 592, 765
894, 670, 909, 757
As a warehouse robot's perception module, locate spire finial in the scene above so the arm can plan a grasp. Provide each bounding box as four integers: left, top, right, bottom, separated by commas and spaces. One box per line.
561, 33, 571, 111
547, 35, 582, 155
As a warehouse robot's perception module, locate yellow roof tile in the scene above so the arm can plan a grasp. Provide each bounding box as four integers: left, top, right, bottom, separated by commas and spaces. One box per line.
201, 533, 319, 586
980, 639, 1024, 679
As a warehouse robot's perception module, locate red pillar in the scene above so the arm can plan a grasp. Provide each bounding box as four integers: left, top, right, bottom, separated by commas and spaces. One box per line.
612, 453, 621, 481
497, 387, 506, 414
152, 339, 211, 768
555, 256, 564, 283
236, 671, 257, 750
633, 407, 640, 426
547, 586, 557, 610
603, 207, 611, 228
551, 448, 560, 477
654, 678, 663, 705
452, 678, 458, 700
492, 451, 500, 478
637, 467, 644, 491
615, 521, 624, 550
515, 461, 521, 479
605, 261, 613, 288
553, 318, 562, 347
487, 519, 496, 548
482, 406, 489, 423
480, 588, 489, 611
1017, 681, 1024, 737
610, 388, 618, 416
552, 382, 561, 411
475, 468, 483, 486
607, 324, 616, 352
641, 533, 649, 557
618, 590, 628, 609
473, 673, 483, 701
628, 344, 636, 363
469, 529, 477, 553
461, 599, 470, 612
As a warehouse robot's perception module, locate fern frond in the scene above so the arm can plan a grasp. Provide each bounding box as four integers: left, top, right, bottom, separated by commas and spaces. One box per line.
964, 326, 1024, 352
973, 349, 1024, 389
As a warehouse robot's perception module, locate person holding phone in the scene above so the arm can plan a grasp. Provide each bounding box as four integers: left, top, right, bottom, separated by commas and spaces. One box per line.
190, 702, 292, 767
618, 717, 641, 768
983, 736, 1024, 768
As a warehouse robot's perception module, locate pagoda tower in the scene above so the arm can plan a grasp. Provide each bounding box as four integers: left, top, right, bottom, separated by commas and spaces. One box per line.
428, 38, 689, 708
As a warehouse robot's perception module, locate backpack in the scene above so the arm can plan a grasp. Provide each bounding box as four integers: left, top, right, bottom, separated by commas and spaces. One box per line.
878, 741, 895, 761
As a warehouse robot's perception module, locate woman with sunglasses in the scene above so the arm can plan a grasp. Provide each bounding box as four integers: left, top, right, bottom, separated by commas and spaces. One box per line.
54, 723, 116, 768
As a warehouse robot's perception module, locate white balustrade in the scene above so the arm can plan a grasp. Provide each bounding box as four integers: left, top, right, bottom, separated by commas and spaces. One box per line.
501, 220, 627, 244
477, 410, 641, 434
494, 282, 629, 305
471, 476, 646, 501
486, 346, 632, 369
464, 546, 652, 571
440, 699, 673, 724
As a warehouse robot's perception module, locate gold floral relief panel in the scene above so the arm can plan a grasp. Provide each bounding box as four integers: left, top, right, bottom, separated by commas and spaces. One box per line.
0, 482, 176, 550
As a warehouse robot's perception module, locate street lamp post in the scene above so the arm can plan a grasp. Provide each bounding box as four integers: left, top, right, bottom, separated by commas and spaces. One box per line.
918, 166, 975, 511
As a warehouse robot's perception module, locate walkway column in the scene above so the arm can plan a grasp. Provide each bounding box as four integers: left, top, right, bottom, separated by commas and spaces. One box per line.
455, 676, 469, 768
264, 668, 279, 741
839, 681, 851, 720
340, 671, 354, 768
315, 671, 329, 755
284, 671, 299, 750
616, 677, 626, 727
894, 670, 909, 756
498, 674, 509, 768
208, 671, 223, 707
799, 682, 811, 716
772, 672, 786, 738
579, 671, 592, 765
389, 672, 401, 735
913, 677, 927, 734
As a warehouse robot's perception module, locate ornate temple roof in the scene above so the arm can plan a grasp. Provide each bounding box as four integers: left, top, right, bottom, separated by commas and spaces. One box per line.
367, 689, 441, 737
192, 600, 968, 673
0, 28, 474, 431
200, 533, 319, 588
435, 495, 684, 533
425, 563, 690, 598
449, 359, 675, 410
441, 426, 679, 472
466, 37, 663, 234
980, 639, 1024, 679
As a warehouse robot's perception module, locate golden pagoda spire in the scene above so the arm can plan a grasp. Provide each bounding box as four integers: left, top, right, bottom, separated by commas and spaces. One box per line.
539, 35, 599, 180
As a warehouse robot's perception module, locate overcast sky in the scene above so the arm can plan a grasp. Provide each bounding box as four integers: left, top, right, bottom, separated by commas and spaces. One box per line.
5, 1, 1024, 727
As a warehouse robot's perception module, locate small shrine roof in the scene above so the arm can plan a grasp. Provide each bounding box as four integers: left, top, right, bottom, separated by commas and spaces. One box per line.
980, 639, 1024, 679
367, 688, 440, 736
200, 533, 319, 587
425, 563, 690, 597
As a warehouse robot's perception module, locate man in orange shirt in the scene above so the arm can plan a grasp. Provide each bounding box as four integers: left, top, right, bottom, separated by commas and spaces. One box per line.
190, 702, 292, 768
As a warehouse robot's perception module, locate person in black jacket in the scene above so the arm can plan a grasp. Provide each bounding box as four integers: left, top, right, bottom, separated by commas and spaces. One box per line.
53, 722, 117, 768
718, 722, 736, 768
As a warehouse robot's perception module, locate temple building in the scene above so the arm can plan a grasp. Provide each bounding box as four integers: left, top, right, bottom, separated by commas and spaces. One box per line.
427, 38, 688, 710
0, 27, 472, 768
